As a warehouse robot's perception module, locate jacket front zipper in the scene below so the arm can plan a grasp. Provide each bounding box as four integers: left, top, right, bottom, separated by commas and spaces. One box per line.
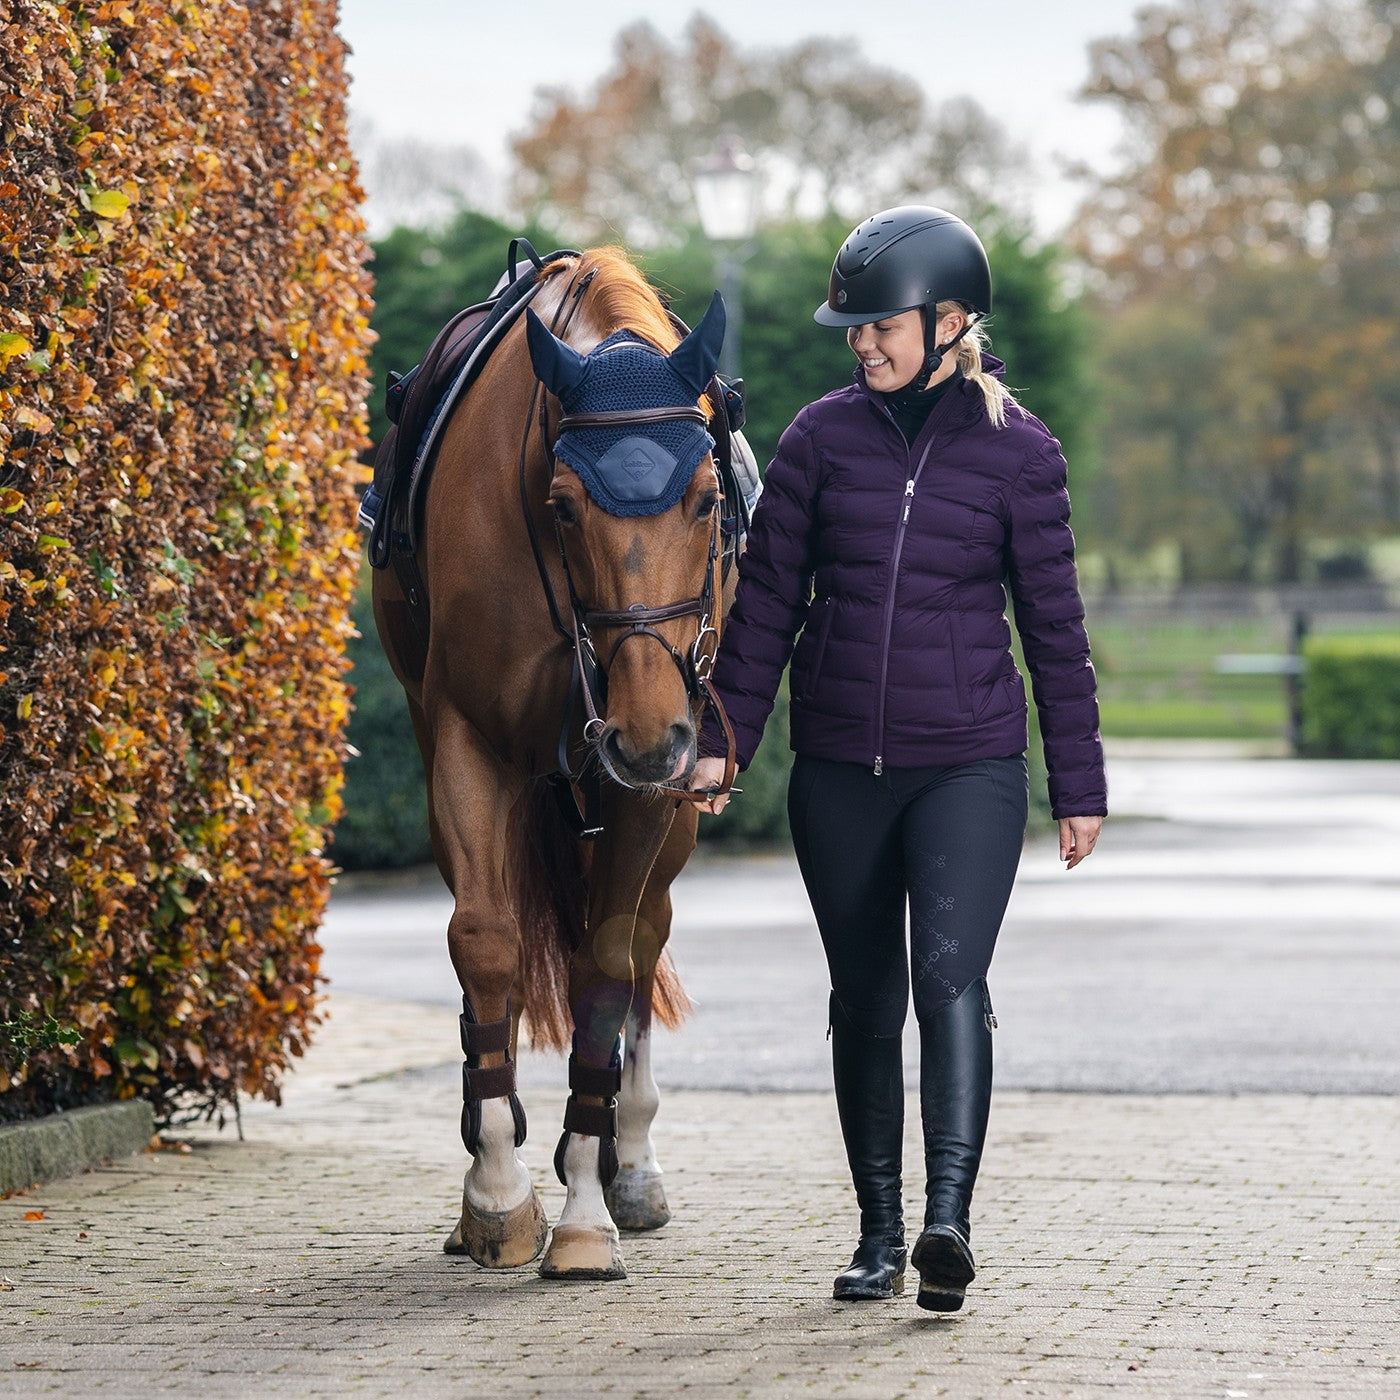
873, 430, 937, 774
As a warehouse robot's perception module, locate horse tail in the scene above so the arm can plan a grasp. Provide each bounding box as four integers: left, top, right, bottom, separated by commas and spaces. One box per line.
650, 949, 692, 1030
511, 780, 588, 1052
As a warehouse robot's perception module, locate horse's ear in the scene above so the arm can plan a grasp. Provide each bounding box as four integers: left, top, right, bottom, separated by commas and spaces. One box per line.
668, 291, 727, 395
525, 308, 589, 399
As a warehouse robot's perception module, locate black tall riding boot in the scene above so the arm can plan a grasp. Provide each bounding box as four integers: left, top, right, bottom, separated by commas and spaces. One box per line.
911, 977, 995, 1312
829, 994, 907, 1301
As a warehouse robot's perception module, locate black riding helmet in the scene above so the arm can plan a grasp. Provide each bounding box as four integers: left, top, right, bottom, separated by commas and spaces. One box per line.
814, 205, 992, 387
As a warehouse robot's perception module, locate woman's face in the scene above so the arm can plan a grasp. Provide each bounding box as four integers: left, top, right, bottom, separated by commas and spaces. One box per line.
848, 307, 965, 392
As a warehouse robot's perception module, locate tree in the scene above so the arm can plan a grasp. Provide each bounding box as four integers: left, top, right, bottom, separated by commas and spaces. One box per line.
510, 15, 1028, 244
1072, 0, 1400, 580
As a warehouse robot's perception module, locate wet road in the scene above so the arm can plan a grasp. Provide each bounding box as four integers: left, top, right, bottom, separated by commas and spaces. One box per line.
321, 751, 1400, 1093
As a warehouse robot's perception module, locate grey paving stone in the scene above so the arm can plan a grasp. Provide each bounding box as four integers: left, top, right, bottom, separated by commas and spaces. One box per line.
2, 1033, 1397, 1399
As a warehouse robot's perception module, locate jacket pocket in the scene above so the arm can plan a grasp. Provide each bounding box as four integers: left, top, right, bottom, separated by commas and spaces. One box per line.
795, 597, 836, 701
948, 612, 974, 722
973, 669, 1026, 725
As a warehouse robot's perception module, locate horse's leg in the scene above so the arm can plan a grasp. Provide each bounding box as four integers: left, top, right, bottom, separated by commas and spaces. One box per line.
431, 705, 548, 1268
539, 791, 676, 1280
605, 805, 697, 1231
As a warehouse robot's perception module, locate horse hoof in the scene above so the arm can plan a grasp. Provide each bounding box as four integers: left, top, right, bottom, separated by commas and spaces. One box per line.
444, 1188, 548, 1268
538, 1224, 627, 1280
605, 1168, 671, 1232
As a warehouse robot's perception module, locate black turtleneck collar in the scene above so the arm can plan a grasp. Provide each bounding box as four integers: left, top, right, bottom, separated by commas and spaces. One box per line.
881, 368, 963, 446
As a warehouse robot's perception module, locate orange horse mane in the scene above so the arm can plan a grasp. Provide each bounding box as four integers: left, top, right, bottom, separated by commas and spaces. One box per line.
541, 247, 681, 353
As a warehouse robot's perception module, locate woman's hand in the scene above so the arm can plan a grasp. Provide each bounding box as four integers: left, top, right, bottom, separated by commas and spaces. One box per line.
688, 756, 731, 815
1059, 815, 1102, 871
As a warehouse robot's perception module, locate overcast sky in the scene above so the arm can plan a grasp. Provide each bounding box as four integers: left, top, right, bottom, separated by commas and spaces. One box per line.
337, 0, 1147, 235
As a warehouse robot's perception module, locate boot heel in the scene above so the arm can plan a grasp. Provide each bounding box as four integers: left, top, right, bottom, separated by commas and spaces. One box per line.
911, 1224, 976, 1312
916, 1279, 966, 1312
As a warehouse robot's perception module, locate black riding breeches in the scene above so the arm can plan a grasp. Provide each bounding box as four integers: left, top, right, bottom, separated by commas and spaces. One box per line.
787, 754, 1029, 1038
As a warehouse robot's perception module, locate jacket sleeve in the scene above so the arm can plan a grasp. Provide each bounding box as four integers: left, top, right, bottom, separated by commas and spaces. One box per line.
1006, 442, 1108, 819
701, 412, 820, 768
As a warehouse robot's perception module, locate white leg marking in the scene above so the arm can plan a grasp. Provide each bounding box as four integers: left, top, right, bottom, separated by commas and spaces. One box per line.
463, 1096, 532, 1215
604, 1014, 672, 1231
539, 1131, 626, 1278
617, 1018, 661, 1177
556, 1132, 614, 1233
446, 1095, 547, 1266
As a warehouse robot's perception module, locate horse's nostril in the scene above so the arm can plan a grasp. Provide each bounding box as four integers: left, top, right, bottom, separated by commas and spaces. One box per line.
602, 727, 630, 769
669, 722, 695, 769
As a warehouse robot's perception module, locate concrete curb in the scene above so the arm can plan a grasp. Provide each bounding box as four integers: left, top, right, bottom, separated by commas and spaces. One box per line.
0, 1100, 154, 1194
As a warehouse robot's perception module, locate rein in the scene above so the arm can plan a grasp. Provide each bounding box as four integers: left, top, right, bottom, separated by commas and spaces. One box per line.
515, 269, 739, 818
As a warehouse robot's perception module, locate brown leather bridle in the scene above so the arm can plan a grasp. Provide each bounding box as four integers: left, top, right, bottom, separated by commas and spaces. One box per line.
518, 272, 739, 816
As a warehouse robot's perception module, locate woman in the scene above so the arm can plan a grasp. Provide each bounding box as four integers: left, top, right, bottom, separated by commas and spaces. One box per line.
689, 206, 1107, 1312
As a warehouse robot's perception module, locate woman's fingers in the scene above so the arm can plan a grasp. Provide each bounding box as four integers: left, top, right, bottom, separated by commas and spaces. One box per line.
689, 757, 729, 815
1060, 815, 1103, 870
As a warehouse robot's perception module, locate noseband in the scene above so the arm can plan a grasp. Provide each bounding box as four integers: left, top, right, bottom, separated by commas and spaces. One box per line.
518, 273, 738, 814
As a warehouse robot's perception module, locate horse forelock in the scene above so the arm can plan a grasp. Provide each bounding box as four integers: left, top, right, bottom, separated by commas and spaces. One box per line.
540, 248, 679, 356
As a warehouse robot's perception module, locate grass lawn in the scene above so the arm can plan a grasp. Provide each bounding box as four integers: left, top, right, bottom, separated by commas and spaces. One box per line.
1084, 616, 1397, 740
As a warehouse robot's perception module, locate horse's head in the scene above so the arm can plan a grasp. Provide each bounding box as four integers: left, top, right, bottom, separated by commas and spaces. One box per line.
526, 285, 727, 791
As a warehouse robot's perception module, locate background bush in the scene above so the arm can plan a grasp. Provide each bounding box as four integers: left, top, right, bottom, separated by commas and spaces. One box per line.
331, 588, 433, 870
0, 1, 373, 1122
1300, 636, 1400, 759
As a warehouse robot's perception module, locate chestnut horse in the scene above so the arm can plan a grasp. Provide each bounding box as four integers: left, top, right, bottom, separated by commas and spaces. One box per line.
371, 249, 734, 1280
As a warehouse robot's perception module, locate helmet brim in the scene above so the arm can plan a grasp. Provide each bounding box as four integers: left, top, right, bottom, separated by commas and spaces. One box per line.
813, 301, 923, 328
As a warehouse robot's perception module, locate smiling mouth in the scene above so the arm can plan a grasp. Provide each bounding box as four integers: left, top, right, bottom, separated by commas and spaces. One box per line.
862, 357, 889, 369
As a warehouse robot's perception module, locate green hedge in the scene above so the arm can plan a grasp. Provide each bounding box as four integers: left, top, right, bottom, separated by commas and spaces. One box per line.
331, 590, 434, 870
1300, 635, 1400, 758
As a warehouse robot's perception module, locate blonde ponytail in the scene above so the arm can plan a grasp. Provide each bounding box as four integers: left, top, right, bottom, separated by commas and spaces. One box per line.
938, 300, 1021, 429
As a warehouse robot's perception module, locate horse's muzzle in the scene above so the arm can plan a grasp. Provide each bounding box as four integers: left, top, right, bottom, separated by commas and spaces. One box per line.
598, 720, 696, 789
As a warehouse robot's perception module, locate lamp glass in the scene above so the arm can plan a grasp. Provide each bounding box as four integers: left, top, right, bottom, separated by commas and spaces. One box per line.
694, 162, 759, 243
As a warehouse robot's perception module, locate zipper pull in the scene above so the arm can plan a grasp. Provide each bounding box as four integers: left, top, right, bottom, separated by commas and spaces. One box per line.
902, 478, 914, 522
873, 756, 884, 776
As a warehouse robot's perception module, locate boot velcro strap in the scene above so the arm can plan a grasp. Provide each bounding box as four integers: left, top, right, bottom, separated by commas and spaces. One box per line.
568, 1057, 621, 1098
562, 1097, 618, 1140
460, 1015, 511, 1057
463, 1061, 516, 1102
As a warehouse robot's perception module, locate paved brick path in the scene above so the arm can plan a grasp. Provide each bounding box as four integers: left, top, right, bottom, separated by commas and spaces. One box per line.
3, 993, 1397, 1398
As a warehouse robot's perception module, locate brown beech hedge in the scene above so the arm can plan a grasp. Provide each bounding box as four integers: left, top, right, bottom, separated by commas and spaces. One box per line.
0, 0, 373, 1121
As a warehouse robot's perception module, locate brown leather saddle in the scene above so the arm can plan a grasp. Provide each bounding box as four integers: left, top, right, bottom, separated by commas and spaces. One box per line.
360, 240, 571, 622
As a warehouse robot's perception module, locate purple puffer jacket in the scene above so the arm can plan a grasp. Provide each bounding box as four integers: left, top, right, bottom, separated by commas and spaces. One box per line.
707, 361, 1107, 819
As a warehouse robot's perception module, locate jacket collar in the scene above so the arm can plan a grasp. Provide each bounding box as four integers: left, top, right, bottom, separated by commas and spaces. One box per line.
853, 353, 1004, 437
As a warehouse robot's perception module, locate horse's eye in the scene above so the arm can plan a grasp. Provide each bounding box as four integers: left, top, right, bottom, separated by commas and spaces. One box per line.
551, 496, 578, 527
696, 492, 720, 521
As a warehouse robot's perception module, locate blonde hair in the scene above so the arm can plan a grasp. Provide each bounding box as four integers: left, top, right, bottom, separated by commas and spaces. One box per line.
937, 300, 1022, 430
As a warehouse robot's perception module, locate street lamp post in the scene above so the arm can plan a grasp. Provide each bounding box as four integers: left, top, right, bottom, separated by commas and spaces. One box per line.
692, 136, 760, 381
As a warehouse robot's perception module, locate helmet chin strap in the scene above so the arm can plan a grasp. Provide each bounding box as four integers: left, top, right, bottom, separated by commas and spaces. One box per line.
911, 314, 977, 393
